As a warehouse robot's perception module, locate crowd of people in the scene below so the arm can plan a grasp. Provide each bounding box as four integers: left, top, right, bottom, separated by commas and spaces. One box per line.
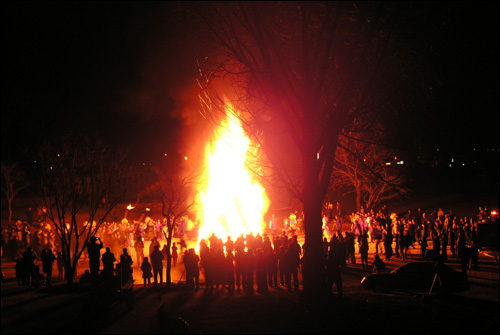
340, 204, 496, 276
1, 202, 496, 293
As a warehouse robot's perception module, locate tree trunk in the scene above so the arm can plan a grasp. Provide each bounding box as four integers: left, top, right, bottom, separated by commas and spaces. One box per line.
8, 198, 13, 228
65, 264, 75, 285
300, 184, 330, 309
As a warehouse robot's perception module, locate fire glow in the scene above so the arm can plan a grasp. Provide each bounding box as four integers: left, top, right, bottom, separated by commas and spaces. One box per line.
197, 103, 269, 244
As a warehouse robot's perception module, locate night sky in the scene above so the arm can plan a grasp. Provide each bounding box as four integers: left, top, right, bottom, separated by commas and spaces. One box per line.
1, 2, 499, 165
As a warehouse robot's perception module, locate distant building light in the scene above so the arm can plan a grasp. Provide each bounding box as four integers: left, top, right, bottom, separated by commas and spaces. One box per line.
385, 162, 392, 166
184, 156, 188, 160
436, 148, 439, 151
317, 153, 320, 160
462, 163, 466, 167
451, 158, 454, 163
397, 160, 404, 165
449, 164, 452, 168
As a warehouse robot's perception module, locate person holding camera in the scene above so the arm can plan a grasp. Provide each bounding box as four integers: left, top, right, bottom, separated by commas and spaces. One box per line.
87, 236, 103, 282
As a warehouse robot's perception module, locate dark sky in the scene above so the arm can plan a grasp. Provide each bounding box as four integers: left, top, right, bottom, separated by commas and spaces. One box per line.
1, 2, 192, 164
1, 2, 499, 164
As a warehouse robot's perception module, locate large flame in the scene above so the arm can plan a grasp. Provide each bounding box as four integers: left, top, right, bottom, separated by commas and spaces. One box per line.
197, 103, 269, 244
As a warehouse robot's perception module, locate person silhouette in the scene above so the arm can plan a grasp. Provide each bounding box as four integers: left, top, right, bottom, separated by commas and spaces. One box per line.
150, 245, 164, 285
41, 248, 56, 286
372, 254, 386, 273
101, 247, 116, 278
141, 257, 153, 287
119, 248, 134, 285
87, 236, 103, 281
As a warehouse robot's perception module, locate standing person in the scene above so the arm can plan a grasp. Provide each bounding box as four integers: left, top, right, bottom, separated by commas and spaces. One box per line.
134, 235, 145, 267
283, 244, 300, 292
277, 245, 287, 286
383, 225, 393, 261
119, 248, 134, 285
150, 245, 164, 285
441, 229, 448, 262
400, 230, 410, 261
449, 223, 457, 257
420, 233, 428, 260
41, 248, 56, 286
457, 233, 470, 277
184, 248, 200, 289
225, 248, 235, 292
243, 248, 256, 294
346, 233, 356, 264
101, 247, 116, 278
432, 232, 441, 259
373, 224, 382, 255
234, 245, 245, 291
214, 248, 226, 289
359, 233, 369, 269
149, 238, 160, 258
171, 242, 178, 268
22, 247, 37, 286
266, 247, 279, 288
255, 248, 268, 294
86, 236, 103, 282
140, 257, 153, 287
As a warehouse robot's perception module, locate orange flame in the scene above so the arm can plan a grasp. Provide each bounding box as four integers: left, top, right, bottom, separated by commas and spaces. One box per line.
197, 103, 269, 245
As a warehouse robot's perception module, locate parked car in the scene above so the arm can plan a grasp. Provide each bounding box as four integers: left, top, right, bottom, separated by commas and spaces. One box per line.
361, 261, 470, 295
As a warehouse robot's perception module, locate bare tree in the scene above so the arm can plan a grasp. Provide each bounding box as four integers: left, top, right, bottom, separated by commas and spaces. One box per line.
1, 162, 30, 228
187, 2, 446, 305
37, 133, 128, 284
334, 129, 411, 212
144, 154, 199, 287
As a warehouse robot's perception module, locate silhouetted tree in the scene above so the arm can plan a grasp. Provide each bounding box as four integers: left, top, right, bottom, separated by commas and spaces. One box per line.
145, 153, 199, 287
37, 132, 128, 284
1, 162, 30, 228
334, 126, 411, 212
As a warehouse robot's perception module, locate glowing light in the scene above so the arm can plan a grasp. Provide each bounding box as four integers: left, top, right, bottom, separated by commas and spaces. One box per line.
126, 204, 134, 210
197, 102, 269, 245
